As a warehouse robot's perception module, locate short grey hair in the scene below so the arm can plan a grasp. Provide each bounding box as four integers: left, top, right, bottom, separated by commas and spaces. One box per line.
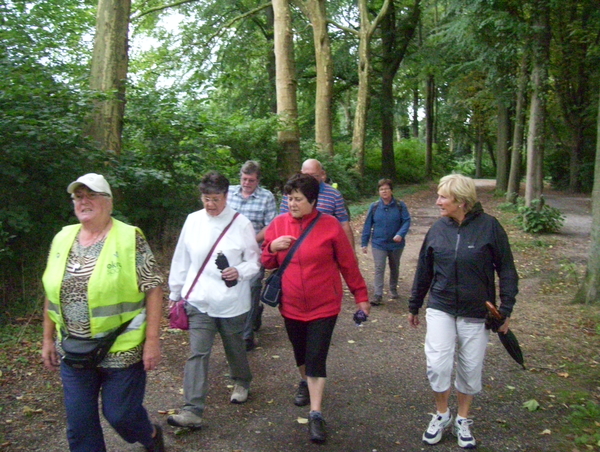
240, 160, 261, 178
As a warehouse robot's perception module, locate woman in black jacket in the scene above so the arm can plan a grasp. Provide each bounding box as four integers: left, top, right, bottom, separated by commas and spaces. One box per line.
408, 174, 518, 449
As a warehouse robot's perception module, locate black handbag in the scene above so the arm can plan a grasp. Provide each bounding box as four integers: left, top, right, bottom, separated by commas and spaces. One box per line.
61, 319, 132, 369
261, 213, 321, 307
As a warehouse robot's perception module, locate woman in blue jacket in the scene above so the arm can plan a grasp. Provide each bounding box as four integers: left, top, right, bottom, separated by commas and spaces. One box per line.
361, 179, 411, 305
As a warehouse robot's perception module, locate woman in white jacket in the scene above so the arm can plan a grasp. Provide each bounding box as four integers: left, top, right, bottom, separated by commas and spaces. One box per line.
167, 171, 260, 429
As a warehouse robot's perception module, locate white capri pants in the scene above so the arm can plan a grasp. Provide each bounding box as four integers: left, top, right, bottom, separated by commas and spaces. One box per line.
425, 308, 490, 395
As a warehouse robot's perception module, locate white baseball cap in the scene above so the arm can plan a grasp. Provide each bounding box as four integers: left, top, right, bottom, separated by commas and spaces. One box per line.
67, 173, 113, 197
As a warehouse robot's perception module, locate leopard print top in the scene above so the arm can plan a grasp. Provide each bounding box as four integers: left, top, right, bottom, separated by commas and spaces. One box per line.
56, 231, 164, 368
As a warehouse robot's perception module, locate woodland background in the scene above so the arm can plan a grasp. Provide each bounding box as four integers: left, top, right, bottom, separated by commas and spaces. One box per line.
1, 0, 600, 316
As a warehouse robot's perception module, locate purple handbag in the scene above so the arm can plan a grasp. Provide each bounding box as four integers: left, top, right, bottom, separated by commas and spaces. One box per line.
169, 299, 189, 330
168, 213, 240, 330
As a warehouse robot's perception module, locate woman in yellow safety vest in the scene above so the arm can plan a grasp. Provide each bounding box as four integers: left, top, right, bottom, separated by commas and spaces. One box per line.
41, 173, 166, 452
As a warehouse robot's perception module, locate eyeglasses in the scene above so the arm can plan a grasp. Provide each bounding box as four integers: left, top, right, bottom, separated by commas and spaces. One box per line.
72, 192, 110, 202
201, 195, 225, 204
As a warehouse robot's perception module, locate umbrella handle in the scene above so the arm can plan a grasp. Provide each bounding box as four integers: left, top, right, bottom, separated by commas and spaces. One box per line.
485, 301, 503, 320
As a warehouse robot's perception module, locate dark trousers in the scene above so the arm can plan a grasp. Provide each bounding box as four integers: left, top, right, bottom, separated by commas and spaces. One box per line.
60, 361, 153, 452
243, 267, 265, 341
284, 315, 338, 378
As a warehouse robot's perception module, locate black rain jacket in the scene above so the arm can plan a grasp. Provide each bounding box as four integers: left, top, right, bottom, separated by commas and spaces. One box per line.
408, 202, 518, 319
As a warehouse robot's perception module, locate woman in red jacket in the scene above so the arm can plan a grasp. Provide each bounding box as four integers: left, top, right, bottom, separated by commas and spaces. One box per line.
261, 173, 370, 444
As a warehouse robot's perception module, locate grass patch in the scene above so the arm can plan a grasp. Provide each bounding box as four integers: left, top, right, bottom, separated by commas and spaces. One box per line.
567, 401, 600, 449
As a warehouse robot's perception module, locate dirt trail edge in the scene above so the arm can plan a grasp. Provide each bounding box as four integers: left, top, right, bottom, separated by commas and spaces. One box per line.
1, 180, 597, 452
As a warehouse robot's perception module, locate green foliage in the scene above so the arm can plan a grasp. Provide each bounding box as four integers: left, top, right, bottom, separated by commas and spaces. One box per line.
515, 197, 565, 234
363, 139, 454, 183
0, 53, 106, 319
452, 154, 496, 178
302, 145, 363, 202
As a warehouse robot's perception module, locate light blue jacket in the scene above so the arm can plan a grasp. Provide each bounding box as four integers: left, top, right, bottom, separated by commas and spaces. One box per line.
361, 198, 411, 251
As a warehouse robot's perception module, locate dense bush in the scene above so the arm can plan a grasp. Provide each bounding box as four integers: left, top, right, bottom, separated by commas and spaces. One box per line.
515, 197, 565, 233
362, 138, 456, 184
0, 56, 103, 318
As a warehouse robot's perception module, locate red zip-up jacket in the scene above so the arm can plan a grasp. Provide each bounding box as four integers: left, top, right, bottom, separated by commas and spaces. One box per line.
261, 209, 368, 321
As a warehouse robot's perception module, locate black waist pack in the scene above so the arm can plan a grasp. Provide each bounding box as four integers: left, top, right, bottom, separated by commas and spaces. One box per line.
61, 320, 132, 369
260, 270, 282, 307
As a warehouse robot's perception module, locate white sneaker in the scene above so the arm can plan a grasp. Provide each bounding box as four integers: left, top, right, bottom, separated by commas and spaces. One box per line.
167, 410, 202, 429
422, 413, 453, 445
453, 418, 476, 449
230, 384, 249, 404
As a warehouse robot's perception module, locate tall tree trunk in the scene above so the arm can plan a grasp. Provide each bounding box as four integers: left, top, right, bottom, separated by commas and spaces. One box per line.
295, 0, 334, 154
496, 98, 511, 192
86, 0, 131, 154
412, 83, 419, 138
381, 69, 397, 179
475, 131, 483, 178
574, 85, 600, 304
273, 0, 301, 181
351, 0, 390, 176
380, 0, 421, 180
525, 0, 550, 207
265, 5, 278, 114
425, 73, 434, 178
506, 52, 529, 203
553, 0, 594, 193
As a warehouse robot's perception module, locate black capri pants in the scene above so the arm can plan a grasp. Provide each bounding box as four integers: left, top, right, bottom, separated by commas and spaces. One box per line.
283, 315, 338, 378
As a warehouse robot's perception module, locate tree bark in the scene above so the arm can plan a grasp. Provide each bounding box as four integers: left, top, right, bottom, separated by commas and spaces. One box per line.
265, 5, 278, 114
525, 0, 550, 207
506, 52, 529, 203
295, 0, 334, 154
495, 98, 511, 192
351, 0, 390, 176
86, 0, 131, 154
273, 0, 301, 181
425, 73, 434, 178
380, 0, 421, 180
475, 131, 483, 179
574, 85, 600, 304
412, 83, 419, 138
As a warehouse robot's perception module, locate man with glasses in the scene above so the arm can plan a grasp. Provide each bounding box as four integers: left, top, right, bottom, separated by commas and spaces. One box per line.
227, 161, 277, 351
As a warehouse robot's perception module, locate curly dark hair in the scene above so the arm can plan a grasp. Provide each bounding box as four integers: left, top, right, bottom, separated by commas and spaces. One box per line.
283, 173, 320, 205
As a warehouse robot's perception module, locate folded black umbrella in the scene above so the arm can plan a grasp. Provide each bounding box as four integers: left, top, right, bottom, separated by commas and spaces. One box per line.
485, 302, 526, 370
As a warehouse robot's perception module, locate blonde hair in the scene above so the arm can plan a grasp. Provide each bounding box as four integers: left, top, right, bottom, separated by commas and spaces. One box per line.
437, 174, 477, 211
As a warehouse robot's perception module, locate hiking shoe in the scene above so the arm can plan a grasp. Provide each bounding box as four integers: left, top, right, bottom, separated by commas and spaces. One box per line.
145, 424, 165, 452
309, 411, 327, 443
422, 413, 453, 445
167, 410, 202, 429
453, 418, 476, 449
390, 291, 400, 300
230, 384, 249, 404
370, 295, 383, 306
294, 379, 310, 406
245, 338, 256, 352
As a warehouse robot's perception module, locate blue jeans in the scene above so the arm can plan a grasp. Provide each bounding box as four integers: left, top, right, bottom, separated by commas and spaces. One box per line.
60, 361, 153, 452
